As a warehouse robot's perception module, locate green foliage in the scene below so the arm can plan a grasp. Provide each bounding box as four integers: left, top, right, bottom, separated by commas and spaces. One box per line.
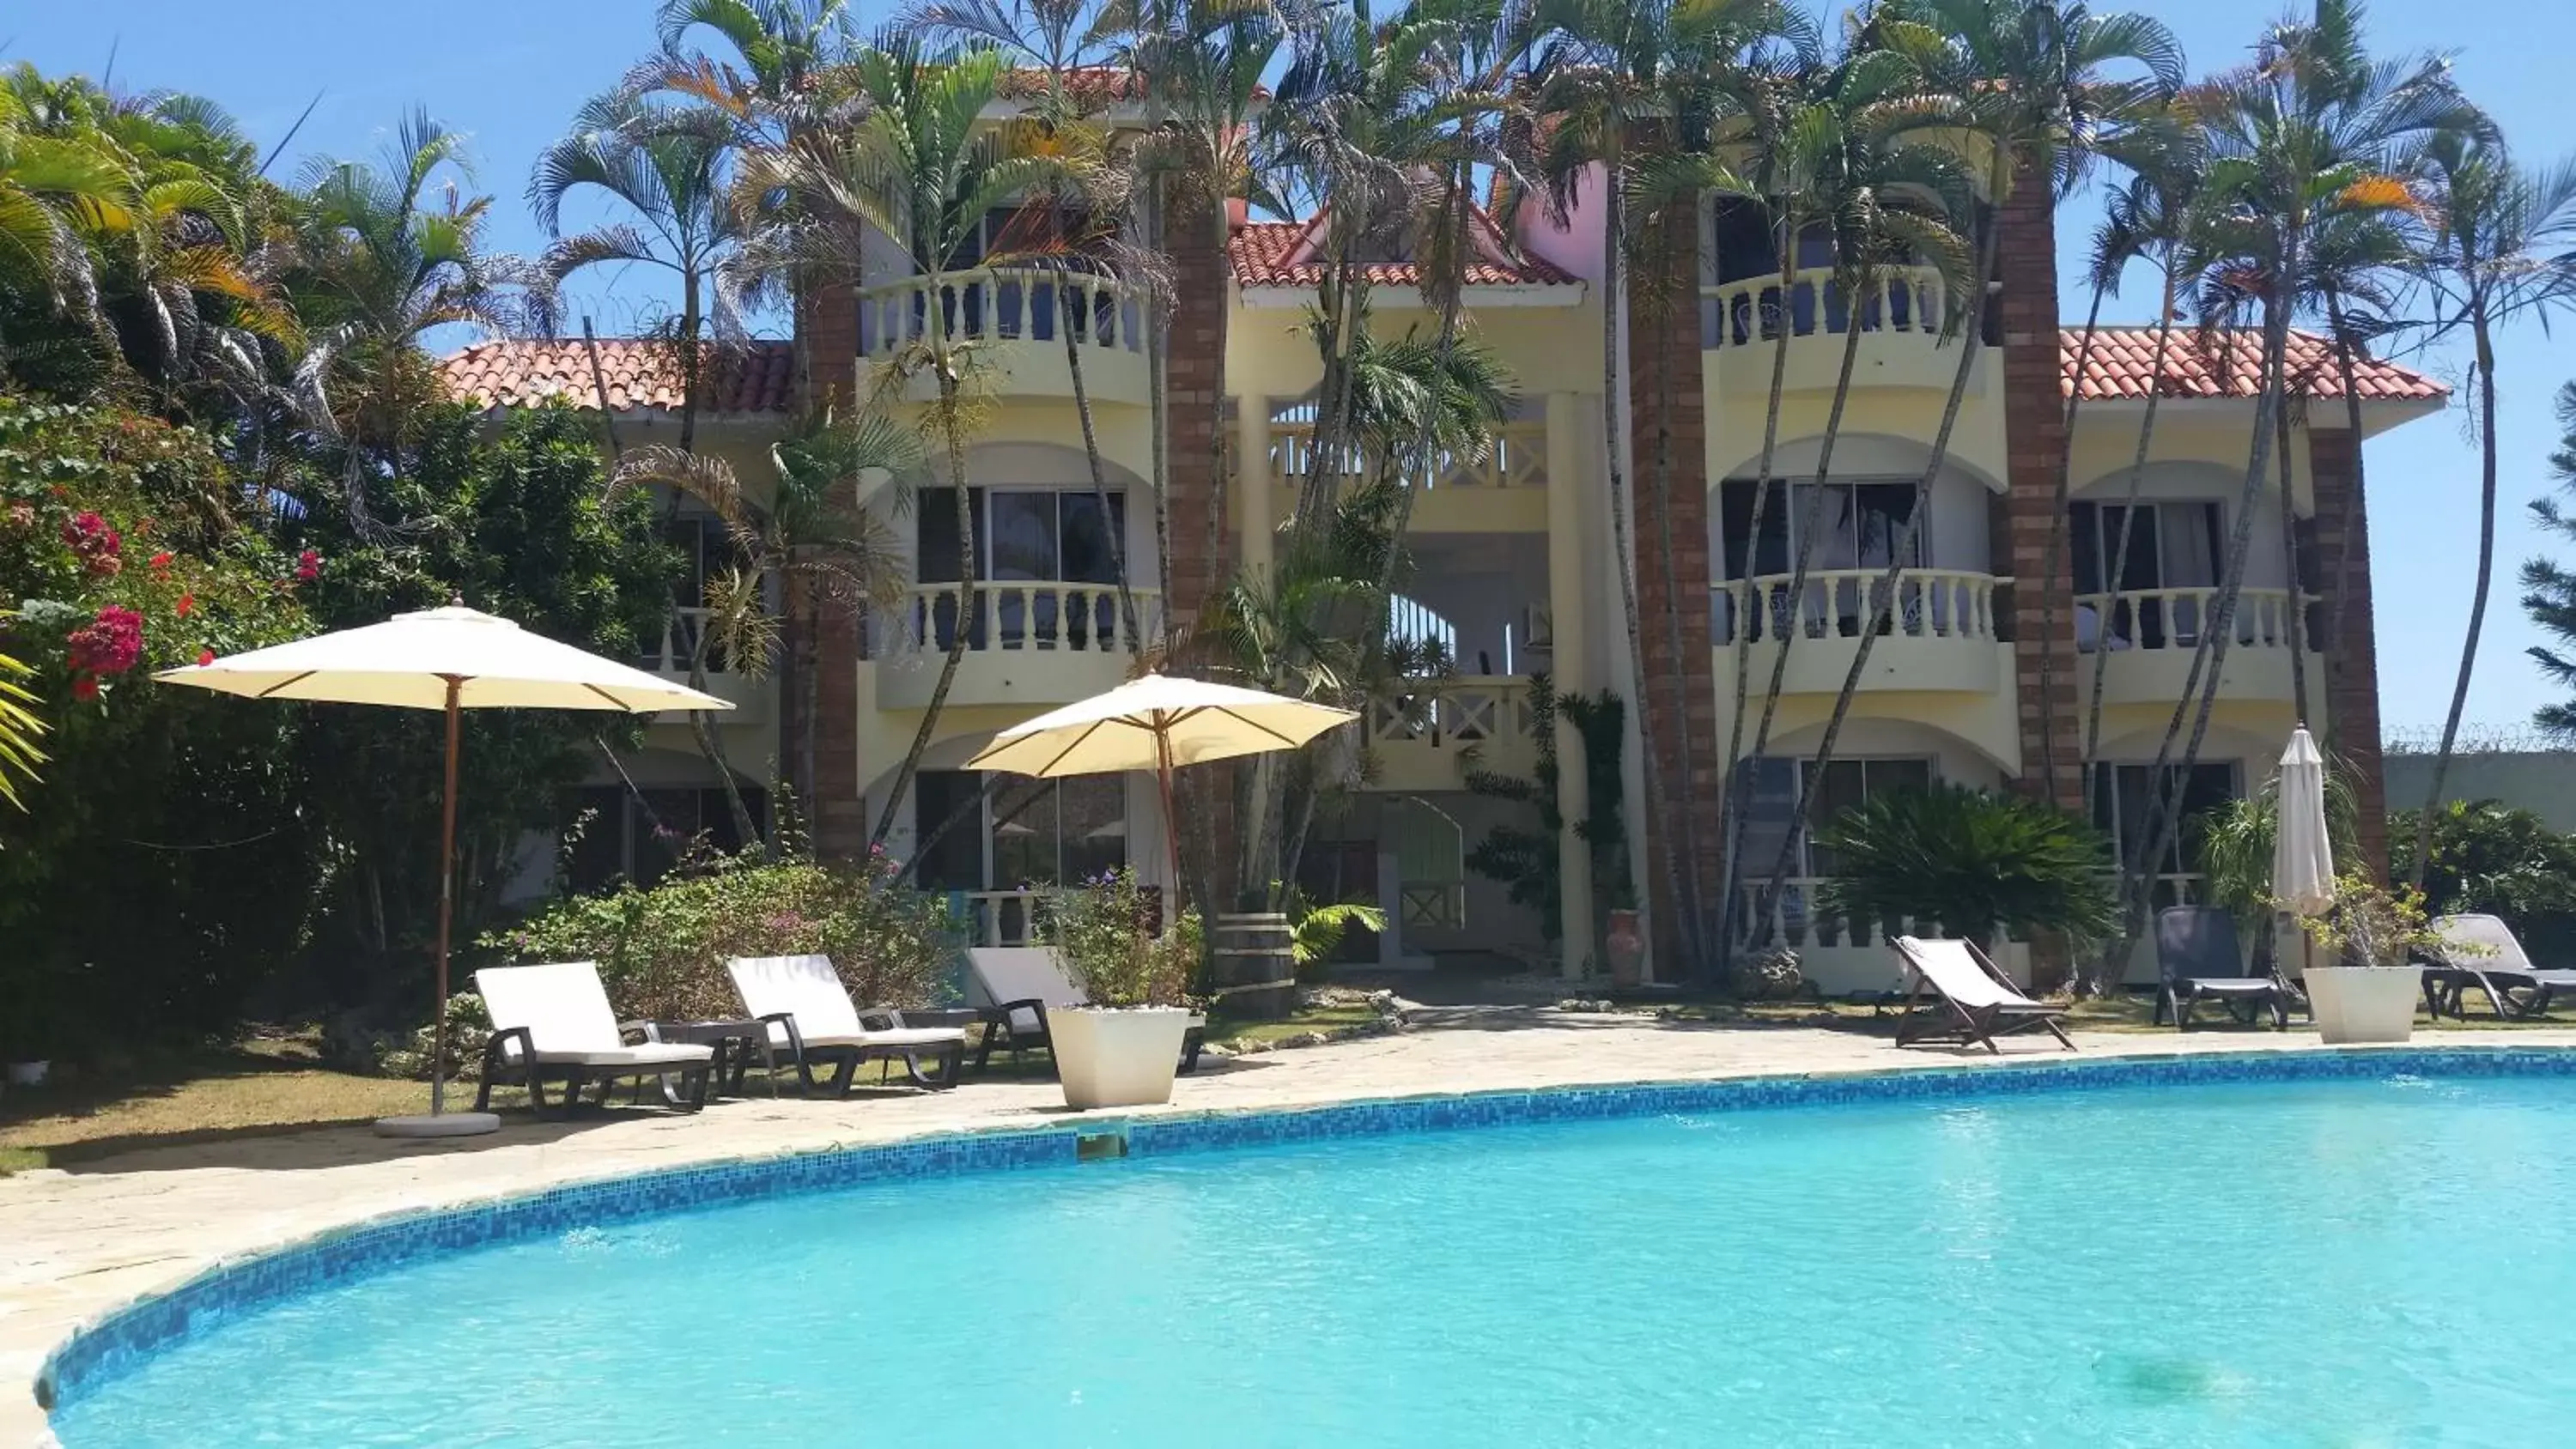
1815, 784, 2119, 950
2390, 799, 2576, 959
1465, 676, 1633, 945
1040, 867, 1202, 1009
2193, 760, 2363, 935
2298, 872, 2443, 970
2521, 381, 2576, 739
491, 849, 963, 1022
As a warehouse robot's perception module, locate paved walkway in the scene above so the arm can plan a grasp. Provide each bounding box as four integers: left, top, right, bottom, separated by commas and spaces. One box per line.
8, 1018, 2574, 1446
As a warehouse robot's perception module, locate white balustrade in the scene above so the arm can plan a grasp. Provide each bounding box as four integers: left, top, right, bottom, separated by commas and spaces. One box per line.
855, 268, 1147, 360
2075, 587, 2300, 653
1364, 676, 1535, 750
887, 583, 1161, 658
946, 885, 1170, 947
1735, 876, 2031, 953
1712, 568, 2002, 646
640, 606, 724, 675
1700, 265, 1955, 352
1267, 421, 1549, 493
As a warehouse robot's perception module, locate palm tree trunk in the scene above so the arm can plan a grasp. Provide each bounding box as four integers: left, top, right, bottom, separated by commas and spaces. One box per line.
2322, 290, 2371, 755
1062, 272, 1139, 647
1643, 212, 1712, 977
678, 270, 703, 457
869, 346, 981, 851
2081, 265, 2178, 766
2035, 280, 2109, 799
2414, 312, 2500, 888
1597, 158, 1694, 980
1712, 232, 1799, 961
1753, 154, 2008, 929
2275, 349, 2310, 719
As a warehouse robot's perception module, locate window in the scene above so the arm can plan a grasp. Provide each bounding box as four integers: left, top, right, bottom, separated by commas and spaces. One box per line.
1727, 756, 1933, 943
911, 769, 1127, 892
2089, 761, 2239, 908
561, 785, 769, 893
1716, 480, 1924, 641
917, 488, 1130, 649
2070, 500, 2224, 650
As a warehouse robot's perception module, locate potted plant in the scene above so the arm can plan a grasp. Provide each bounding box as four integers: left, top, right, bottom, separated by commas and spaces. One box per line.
1042, 869, 1203, 1110
2297, 873, 2443, 1045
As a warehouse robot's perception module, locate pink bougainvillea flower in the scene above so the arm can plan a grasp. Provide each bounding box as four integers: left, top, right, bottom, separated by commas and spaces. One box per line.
61, 511, 123, 575
4, 503, 32, 531
65, 605, 144, 676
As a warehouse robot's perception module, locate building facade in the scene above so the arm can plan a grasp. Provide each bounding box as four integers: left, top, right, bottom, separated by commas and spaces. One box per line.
440, 128, 2448, 997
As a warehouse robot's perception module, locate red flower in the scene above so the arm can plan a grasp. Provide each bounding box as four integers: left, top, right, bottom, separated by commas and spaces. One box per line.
294, 549, 321, 583
60, 511, 122, 575
175, 592, 194, 619
65, 605, 144, 677
149, 550, 174, 573
197, 647, 216, 667
70, 676, 100, 702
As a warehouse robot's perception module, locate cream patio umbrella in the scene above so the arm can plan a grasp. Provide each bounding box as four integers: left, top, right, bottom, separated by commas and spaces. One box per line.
155, 603, 732, 1136
2271, 725, 2336, 979
963, 673, 1357, 891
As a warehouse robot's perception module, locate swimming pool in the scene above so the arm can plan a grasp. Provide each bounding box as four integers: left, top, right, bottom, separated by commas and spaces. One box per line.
45, 1053, 2576, 1446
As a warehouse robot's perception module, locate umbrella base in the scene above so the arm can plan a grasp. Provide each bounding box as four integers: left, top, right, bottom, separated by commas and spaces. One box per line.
373, 1112, 501, 1139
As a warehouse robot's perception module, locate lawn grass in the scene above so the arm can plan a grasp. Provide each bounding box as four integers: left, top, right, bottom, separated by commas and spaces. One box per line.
1207, 1002, 1383, 1048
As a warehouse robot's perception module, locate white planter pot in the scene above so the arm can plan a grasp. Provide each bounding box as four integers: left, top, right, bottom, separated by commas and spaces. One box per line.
1049, 1006, 1192, 1110
2306, 966, 2420, 1045
4, 1060, 48, 1087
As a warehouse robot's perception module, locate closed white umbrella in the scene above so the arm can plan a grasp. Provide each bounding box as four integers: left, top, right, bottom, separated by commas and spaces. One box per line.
964, 673, 1356, 887
2272, 726, 2335, 983
155, 603, 732, 1134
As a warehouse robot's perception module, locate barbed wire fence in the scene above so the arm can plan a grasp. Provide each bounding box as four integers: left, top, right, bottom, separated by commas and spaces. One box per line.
2382, 722, 2576, 756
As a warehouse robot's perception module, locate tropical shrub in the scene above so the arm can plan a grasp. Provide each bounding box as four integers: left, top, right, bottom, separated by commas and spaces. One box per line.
1814, 784, 2119, 950
2298, 873, 2445, 970
2389, 800, 2576, 959
491, 849, 963, 1022
1042, 868, 1203, 1008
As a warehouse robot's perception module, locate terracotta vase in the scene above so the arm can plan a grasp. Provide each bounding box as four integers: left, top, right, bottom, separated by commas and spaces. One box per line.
1605, 909, 1644, 987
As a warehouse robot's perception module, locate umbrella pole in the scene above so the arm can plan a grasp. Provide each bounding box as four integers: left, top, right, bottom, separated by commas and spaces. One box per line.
1155, 722, 1183, 926
432, 676, 461, 1116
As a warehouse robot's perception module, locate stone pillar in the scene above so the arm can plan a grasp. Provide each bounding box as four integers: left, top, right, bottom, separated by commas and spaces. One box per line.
1624, 199, 1722, 973
1546, 391, 1595, 978
1996, 154, 2085, 817
2310, 426, 2389, 878
1237, 392, 1272, 585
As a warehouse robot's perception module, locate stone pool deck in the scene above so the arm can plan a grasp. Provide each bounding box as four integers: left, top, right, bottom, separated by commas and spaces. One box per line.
10, 1018, 2576, 1444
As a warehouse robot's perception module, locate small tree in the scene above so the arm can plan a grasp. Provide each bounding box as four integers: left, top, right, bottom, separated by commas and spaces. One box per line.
1814, 784, 2117, 954
2390, 798, 2576, 961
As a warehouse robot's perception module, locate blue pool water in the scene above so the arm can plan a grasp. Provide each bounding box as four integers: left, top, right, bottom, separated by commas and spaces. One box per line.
51, 1073, 2576, 1446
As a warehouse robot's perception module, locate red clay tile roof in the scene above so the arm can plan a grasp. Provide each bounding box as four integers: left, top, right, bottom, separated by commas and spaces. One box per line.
1228, 214, 1580, 288
436, 338, 795, 415
2063, 326, 2447, 403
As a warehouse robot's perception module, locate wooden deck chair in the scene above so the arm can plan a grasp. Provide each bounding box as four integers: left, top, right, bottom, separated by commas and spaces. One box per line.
1887, 936, 2075, 1053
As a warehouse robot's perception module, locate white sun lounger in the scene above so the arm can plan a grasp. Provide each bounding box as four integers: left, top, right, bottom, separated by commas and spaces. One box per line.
725, 954, 967, 1093
2425, 914, 2576, 1020
471, 961, 714, 1114
1888, 936, 2075, 1053
963, 947, 1208, 1075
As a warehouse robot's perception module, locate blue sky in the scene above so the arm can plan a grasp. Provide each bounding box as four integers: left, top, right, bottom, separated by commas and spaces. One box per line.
12, 0, 2575, 739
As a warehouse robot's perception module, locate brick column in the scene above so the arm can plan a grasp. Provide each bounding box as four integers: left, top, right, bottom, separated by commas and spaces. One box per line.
797, 281, 867, 862
1625, 199, 1722, 969
2310, 426, 2389, 878
1996, 155, 2085, 815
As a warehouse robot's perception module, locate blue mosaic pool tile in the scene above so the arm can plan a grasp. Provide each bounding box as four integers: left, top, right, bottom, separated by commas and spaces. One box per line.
39, 1045, 2576, 1422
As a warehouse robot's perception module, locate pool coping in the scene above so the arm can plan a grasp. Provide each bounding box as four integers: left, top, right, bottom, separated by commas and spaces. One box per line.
33, 1038, 2576, 1440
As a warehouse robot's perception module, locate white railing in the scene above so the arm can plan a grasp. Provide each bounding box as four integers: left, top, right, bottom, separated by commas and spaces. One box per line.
640, 605, 724, 675
1365, 676, 1535, 751
1734, 876, 2029, 953
1713, 568, 2002, 646
1268, 421, 1549, 493
945, 885, 1169, 947
2076, 587, 2300, 653
856, 268, 1147, 360
1701, 265, 1957, 352
1399, 880, 1465, 929
884, 583, 1161, 658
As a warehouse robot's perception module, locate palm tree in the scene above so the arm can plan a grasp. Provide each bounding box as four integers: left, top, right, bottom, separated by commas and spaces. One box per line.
732, 44, 1065, 851
2406, 131, 2576, 887
1753, 0, 2180, 941
530, 90, 745, 456
0, 622, 46, 812
1714, 39, 1976, 960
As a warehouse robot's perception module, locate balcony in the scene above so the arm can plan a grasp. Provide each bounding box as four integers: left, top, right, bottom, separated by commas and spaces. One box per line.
1713, 568, 2008, 695
873, 581, 1161, 710
2078, 587, 2306, 707
856, 268, 1150, 406
1699, 265, 1979, 395
635, 605, 771, 722
1362, 676, 1541, 791
1267, 420, 1551, 531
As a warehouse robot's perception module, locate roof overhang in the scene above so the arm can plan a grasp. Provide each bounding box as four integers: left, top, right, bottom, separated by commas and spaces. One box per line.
2071, 394, 2449, 436
1237, 282, 1588, 309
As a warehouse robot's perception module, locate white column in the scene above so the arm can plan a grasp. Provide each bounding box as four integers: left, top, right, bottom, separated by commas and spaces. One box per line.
1237, 393, 1273, 583
1546, 391, 1595, 979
